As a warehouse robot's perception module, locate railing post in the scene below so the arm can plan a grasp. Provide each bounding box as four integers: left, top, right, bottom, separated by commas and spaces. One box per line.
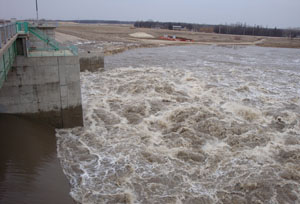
17, 22, 21, 32
24, 22, 28, 33
14, 23, 17, 35
8, 24, 11, 39
0, 57, 3, 86
6, 25, 9, 40
14, 41, 17, 57
9, 24, 11, 38
3, 53, 6, 80
10, 24, 12, 37
3, 24, 7, 44
10, 24, 13, 36
0, 29, 2, 49
6, 24, 9, 41
8, 46, 11, 69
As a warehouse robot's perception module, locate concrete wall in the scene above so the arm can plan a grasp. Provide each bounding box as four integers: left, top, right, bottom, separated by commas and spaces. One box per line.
0, 55, 83, 128
29, 27, 56, 50
79, 52, 104, 72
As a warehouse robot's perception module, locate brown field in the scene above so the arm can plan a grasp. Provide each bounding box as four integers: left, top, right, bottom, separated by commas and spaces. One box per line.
56, 22, 300, 55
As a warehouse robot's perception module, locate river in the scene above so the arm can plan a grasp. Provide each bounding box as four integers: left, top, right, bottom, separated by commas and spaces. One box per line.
0, 115, 75, 204
57, 45, 300, 203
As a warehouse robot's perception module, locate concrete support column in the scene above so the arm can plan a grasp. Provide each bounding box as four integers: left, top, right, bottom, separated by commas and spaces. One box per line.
0, 56, 83, 128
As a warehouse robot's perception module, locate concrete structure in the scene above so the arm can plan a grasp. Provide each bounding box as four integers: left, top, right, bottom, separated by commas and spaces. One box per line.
0, 21, 83, 128
79, 51, 104, 72
0, 55, 83, 128
29, 25, 56, 50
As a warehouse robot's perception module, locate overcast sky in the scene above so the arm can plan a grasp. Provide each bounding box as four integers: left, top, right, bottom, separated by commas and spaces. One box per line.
1, 0, 299, 28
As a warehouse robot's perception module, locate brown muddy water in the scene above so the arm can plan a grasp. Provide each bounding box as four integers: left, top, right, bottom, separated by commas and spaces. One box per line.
57, 45, 300, 203
0, 115, 75, 204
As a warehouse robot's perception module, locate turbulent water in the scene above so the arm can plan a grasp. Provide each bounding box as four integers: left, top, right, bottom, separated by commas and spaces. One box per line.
56, 45, 300, 204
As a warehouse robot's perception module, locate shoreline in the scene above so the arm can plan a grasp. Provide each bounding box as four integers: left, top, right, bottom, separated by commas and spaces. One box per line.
103, 39, 299, 56
55, 23, 300, 57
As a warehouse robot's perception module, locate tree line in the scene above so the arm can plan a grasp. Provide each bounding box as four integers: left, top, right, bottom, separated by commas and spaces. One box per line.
134, 21, 214, 32
66, 20, 135, 25
134, 21, 300, 38
213, 23, 300, 38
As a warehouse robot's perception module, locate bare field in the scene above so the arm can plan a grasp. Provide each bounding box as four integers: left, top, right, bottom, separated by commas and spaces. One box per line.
56, 22, 300, 55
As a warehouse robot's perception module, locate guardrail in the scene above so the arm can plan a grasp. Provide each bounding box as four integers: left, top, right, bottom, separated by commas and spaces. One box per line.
16, 21, 29, 33
28, 25, 78, 55
1, 21, 78, 56
0, 21, 78, 89
67, 44, 78, 56
0, 23, 18, 49
29, 26, 60, 50
0, 41, 17, 88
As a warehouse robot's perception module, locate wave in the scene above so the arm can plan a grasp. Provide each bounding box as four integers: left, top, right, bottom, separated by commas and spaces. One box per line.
57, 66, 300, 203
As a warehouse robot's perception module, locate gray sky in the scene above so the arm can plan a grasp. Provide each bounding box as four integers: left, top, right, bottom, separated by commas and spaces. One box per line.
1, 0, 299, 28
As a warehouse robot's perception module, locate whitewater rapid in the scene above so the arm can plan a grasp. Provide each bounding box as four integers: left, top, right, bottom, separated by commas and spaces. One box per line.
56, 45, 300, 204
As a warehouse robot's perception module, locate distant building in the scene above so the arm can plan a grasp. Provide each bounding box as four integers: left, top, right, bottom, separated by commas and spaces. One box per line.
172, 25, 182, 30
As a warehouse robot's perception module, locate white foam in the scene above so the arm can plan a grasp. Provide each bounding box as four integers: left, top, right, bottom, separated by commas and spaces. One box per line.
56, 46, 300, 203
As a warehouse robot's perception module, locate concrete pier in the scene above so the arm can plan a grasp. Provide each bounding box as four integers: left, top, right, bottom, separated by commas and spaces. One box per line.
0, 54, 83, 128
0, 21, 83, 128
29, 25, 56, 50
79, 51, 104, 72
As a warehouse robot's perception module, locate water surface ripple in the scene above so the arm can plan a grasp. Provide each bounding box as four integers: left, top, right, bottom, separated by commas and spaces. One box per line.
57, 45, 300, 204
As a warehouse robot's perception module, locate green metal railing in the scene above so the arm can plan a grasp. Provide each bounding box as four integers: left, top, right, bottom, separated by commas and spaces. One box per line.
15, 21, 78, 55
16, 22, 29, 33
0, 41, 17, 88
28, 26, 78, 55
29, 26, 60, 50
1, 22, 18, 49
0, 21, 78, 88
68, 44, 78, 55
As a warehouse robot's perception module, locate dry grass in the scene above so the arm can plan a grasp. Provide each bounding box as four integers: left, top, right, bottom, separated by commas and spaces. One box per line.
56, 22, 300, 55
259, 36, 300, 48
